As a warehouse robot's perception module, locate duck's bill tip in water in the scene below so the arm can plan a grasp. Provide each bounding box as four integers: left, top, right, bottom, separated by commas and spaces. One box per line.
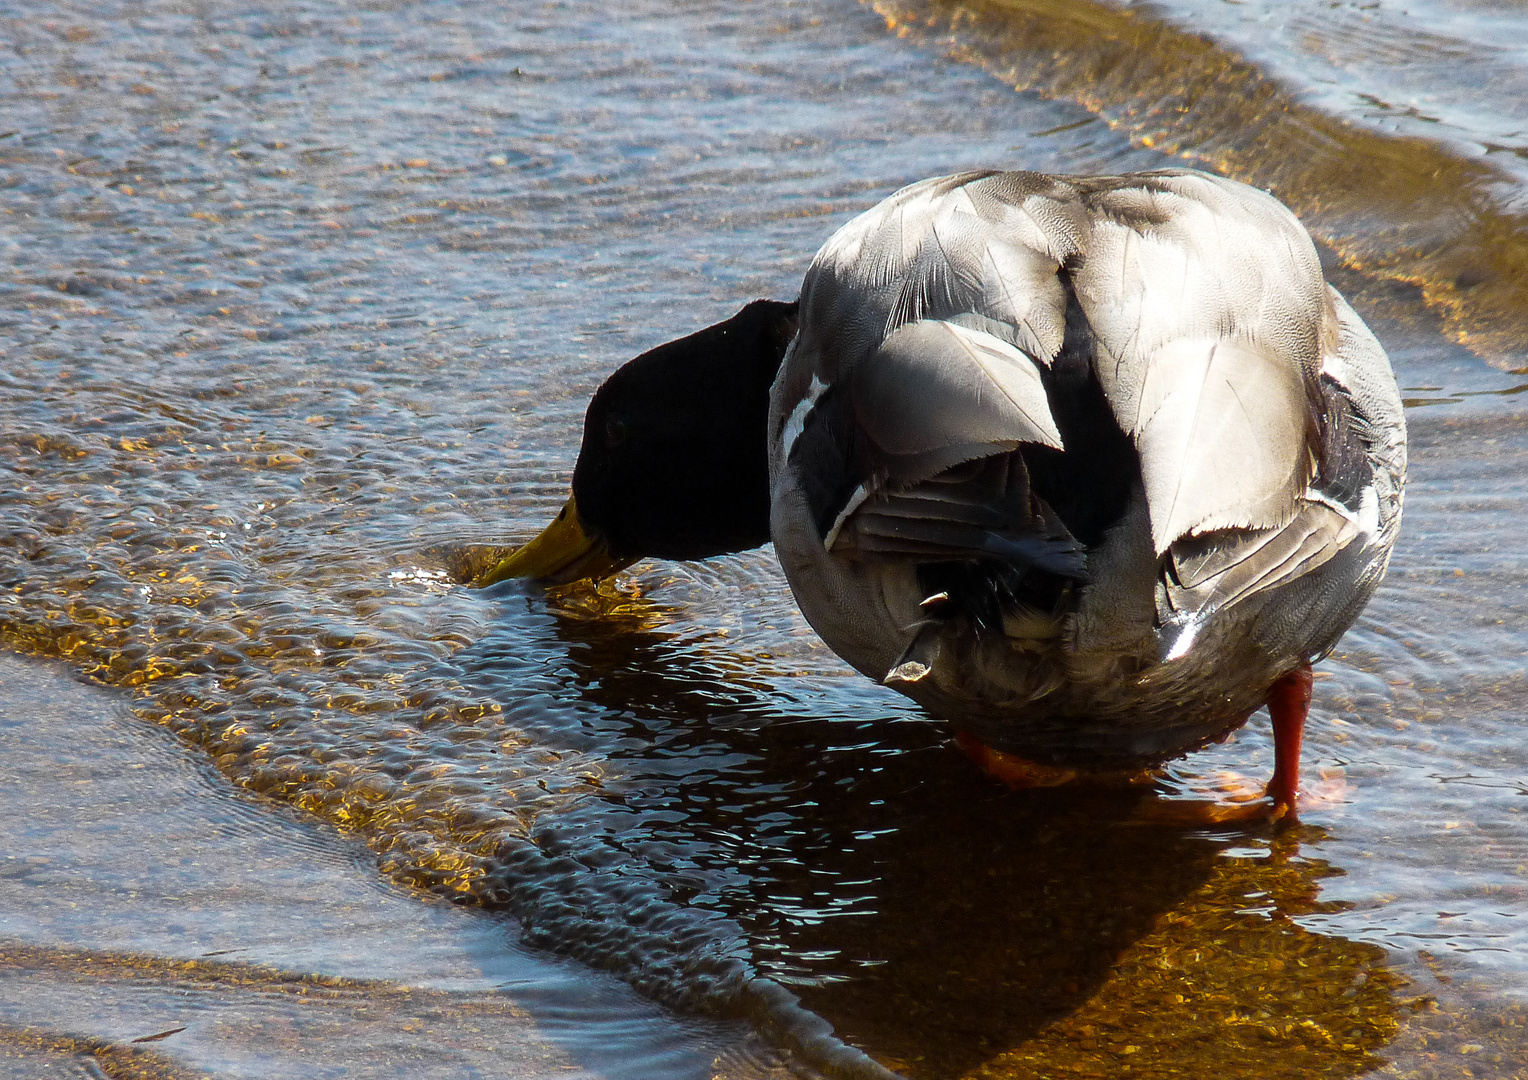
473, 495, 635, 587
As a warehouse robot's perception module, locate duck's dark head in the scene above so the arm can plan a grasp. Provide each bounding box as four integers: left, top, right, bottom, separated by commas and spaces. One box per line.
476, 299, 799, 586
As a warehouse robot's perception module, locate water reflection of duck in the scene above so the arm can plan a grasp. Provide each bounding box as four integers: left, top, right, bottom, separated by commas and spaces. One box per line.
476, 169, 1407, 818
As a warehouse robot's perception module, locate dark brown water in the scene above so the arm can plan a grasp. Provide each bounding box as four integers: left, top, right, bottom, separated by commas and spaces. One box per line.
3, 0, 1528, 1076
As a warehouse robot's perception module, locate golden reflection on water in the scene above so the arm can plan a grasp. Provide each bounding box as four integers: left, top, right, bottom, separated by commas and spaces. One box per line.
0, 1020, 193, 1080
946, 834, 1405, 1079
781, 811, 1403, 1078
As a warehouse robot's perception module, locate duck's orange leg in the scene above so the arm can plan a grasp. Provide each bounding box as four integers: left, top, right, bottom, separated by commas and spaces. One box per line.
1264, 663, 1314, 820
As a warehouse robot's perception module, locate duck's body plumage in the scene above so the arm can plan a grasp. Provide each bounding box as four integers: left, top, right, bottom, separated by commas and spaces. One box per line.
482, 166, 1407, 807
767, 169, 1406, 768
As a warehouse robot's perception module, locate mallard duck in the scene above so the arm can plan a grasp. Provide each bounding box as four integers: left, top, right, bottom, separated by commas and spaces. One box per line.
479, 169, 1407, 817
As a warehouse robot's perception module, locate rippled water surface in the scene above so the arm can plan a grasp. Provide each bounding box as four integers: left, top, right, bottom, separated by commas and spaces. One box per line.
3, 0, 1528, 1076
0, 651, 782, 1079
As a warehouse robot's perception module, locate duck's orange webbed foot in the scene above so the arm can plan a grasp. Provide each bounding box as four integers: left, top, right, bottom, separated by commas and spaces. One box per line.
952, 731, 1160, 793
953, 731, 1080, 789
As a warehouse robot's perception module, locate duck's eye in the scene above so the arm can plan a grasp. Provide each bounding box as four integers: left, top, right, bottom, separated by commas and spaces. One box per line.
605, 416, 628, 448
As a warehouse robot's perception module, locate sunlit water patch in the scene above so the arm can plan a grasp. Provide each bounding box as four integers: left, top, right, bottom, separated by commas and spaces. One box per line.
3, 0, 1528, 1076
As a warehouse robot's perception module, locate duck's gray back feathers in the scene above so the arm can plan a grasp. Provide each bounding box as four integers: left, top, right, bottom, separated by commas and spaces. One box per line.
800, 171, 1085, 381
1072, 174, 1328, 552
768, 168, 1406, 761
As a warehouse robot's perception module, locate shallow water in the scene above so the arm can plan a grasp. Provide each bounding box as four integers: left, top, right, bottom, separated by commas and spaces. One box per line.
0, 651, 787, 1079
2, 0, 1528, 1076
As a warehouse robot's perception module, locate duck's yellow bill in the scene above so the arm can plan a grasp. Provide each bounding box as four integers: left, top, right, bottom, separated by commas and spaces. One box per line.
473, 495, 635, 587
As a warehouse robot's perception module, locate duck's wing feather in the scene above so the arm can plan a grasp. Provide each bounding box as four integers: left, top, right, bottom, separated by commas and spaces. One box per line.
1152, 276, 1407, 655
1323, 287, 1407, 515
1072, 172, 1328, 553
851, 318, 1063, 478
1164, 503, 1357, 615
785, 314, 1082, 574
831, 453, 1085, 578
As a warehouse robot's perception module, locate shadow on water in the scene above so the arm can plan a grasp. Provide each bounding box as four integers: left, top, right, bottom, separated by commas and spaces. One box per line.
459, 580, 1406, 1079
